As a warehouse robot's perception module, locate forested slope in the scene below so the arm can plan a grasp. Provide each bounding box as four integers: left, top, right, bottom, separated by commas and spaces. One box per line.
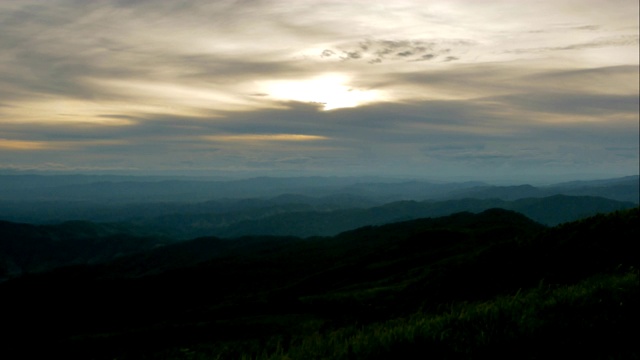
0, 208, 637, 359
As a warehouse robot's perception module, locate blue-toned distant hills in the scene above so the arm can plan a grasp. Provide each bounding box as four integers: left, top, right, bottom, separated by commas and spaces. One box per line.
0, 174, 637, 239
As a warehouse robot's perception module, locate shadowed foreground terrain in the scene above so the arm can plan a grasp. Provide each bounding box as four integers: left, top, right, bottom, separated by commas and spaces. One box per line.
0, 207, 638, 359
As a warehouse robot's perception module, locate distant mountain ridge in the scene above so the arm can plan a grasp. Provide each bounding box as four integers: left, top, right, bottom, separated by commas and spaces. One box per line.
0, 194, 635, 240
0, 174, 636, 241
1, 174, 636, 204
447, 175, 639, 203
2, 195, 635, 280
132, 194, 636, 238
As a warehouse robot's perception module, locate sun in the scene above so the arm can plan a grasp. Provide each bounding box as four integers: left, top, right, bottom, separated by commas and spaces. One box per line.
260, 73, 382, 110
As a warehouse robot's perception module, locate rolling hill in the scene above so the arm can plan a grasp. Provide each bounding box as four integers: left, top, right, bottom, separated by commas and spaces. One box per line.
0, 207, 637, 359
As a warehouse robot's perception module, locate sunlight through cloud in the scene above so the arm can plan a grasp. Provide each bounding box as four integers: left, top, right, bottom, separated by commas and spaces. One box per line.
259, 74, 384, 110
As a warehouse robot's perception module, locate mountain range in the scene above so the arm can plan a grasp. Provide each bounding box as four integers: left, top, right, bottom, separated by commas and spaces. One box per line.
0, 175, 637, 239
0, 174, 638, 358
1, 207, 637, 359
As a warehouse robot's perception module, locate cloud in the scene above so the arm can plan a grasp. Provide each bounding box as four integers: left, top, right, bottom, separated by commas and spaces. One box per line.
318, 38, 472, 64
0, 139, 54, 151
0, 0, 637, 180
202, 134, 329, 142
487, 93, 639, 117
321, 49, 336, 58
507, 35, 639, 54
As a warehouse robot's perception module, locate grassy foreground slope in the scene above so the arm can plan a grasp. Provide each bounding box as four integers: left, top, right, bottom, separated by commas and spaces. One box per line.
0, 208, 637, 359
251, 271, 638, 360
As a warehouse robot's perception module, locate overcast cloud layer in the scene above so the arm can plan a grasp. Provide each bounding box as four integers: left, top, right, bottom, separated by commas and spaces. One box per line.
0, 0, 638, 182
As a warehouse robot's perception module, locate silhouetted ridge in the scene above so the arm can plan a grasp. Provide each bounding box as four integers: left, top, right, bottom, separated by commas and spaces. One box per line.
0, 220, 173, 279
0, 207, 637, 359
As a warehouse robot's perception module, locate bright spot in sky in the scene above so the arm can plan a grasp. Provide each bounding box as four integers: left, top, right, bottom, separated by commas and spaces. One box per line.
260, 74, 383, 110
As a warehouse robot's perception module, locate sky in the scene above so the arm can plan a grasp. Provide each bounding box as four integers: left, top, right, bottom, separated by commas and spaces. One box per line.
0, 0, 638, 182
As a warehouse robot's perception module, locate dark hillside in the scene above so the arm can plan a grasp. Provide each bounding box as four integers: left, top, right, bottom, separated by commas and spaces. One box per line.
205, 195, 634, 238
0, 220, 174, 279
0, 208, 637, 359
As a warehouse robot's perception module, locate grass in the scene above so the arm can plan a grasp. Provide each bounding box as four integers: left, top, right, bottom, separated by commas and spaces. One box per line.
227, 269, 638, 360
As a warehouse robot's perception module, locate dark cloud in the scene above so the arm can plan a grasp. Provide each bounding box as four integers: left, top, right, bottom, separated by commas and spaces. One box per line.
520, 65, 638, 85
424, 144, 486, 152
507, 35, 639, 54
574, 25, 600, 31
488, 93, 639, 116
322, 38, 472, 64
2, 93, 637, 178
321, 49, 336, 58
605, 146, 638, 152
526, 24, 601, 34
341, 51, 362, 60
